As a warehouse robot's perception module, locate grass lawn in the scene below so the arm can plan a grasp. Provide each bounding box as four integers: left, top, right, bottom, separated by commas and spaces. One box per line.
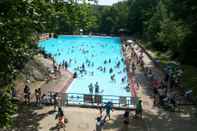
182, 65, 197, 95
140, 41, 197, 96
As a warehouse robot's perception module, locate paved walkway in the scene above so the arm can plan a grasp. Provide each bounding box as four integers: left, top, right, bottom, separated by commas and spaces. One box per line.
124, 38, 197, 131
11, 104, 197, 131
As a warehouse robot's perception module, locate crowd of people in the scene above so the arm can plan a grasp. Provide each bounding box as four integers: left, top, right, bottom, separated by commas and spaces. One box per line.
124, 40, 185, 111
41, 40, 131, 95
94, 99, 143, 131
23, 83, 67, 129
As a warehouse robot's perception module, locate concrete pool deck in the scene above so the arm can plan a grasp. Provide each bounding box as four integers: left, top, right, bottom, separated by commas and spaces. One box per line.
12, 106, 197, 131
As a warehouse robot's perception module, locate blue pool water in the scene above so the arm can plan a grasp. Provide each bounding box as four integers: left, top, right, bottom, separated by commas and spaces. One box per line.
39, 35, 131, 98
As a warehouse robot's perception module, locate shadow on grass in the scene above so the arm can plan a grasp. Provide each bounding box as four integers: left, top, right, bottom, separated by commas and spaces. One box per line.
10, 102, 55, 131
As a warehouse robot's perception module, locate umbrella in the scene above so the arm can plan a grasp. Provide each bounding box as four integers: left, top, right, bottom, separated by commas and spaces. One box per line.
127, 40, 133, 43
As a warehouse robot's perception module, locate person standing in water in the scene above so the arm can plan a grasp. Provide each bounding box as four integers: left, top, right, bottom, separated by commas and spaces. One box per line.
89, 83, 93, 94
95, 82, 99, 94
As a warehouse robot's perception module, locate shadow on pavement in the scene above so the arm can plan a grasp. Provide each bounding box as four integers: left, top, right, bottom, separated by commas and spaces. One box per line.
10, 102, 54, 131
102, 107, 197, 131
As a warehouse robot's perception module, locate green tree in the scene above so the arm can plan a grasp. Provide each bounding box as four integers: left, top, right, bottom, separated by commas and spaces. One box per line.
158, 18, 190, 57
77, 1, 97, 33
0, 0, 52, 127
127, 0, 158, 35
98, 1, 128, 34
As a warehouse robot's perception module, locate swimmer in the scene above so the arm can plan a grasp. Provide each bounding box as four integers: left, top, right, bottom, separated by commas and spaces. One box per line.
109, 68, 113, 74
88, 63, 90, 67
118, 71, 122, 74
121, 77, 126, 83
88, 83, 93, 94
73, 72, 77, 78
86, 59, 89, 64
109, 59, 111, 63
116, 61, 120, 68
82, 63, 85, 70
121, 78, 124, 83
111, 74, 115, 81
123, 67, 126, 72
91, 72, 94, 76
95, 82, 99, 89
69, 58, 72, 64
131, 62, 136, 73
95, 85, 99, 94
64, 61, 68, 69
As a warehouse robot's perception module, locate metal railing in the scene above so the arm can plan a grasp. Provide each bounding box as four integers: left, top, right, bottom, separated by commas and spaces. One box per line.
49, 92, 138, 109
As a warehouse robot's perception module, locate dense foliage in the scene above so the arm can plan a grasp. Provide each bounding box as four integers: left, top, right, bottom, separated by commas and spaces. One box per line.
96, 0, 197, 66
97, 1, 128, 34
0, 0, 50, 127
128, 0, 197, 65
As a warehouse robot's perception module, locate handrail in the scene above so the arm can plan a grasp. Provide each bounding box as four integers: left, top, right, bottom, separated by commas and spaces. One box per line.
48, 91, 138, 109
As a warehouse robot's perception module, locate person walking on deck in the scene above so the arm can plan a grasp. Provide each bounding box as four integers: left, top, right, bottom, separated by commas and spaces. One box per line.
38, 88, 42, 105
35, 89, 39, 105
53, 93, 59, 111
95, 117, 105, 131
131, 62, 136, 74
55, 107, 66, 131
135, 100, 143, 119
24, 84, 31, 104
104, 101, 113, 120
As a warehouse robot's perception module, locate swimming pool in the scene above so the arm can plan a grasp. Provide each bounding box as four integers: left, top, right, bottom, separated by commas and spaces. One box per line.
39, 35, 131, 100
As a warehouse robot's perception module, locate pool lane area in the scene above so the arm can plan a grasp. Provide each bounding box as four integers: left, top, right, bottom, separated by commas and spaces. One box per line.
39, 35, 133, 106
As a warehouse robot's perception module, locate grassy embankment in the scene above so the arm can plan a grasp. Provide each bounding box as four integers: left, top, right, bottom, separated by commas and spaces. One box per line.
140, 41, 197, 96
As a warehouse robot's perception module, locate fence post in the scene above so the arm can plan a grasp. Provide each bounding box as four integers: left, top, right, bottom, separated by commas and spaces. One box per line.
65, 93, 68, 105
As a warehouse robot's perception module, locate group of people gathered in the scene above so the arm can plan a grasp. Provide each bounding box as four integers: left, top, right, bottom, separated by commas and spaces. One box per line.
150, 67, 184, 110
88, 82, 101, 94
123, 40, 182, 111
24, 83, 67, 130
23, 81, 51, 106
95, 99, 143, 131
